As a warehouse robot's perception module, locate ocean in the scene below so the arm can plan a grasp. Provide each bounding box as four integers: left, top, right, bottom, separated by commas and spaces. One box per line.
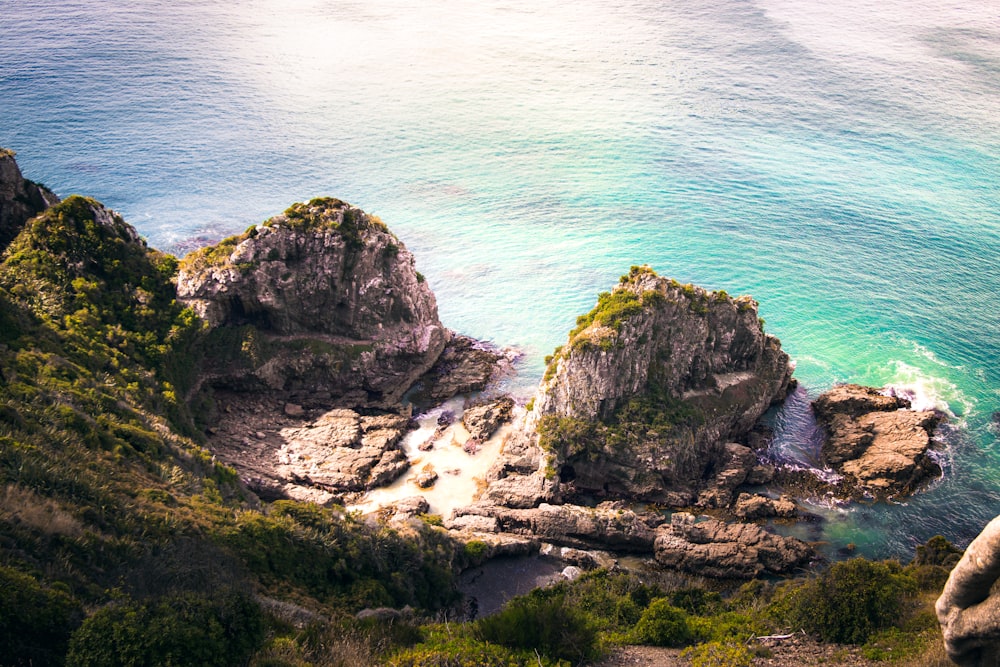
2, 0, 998, 558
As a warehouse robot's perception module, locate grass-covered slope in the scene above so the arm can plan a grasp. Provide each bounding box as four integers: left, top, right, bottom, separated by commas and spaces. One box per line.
0, 195, 465, 666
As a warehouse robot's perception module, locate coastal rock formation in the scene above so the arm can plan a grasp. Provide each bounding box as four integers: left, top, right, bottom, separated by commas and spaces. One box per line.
480, 266, 792, 509
447, 502, 665, 552
814, 384, 942, 497
937, 515, 1000, 666
733, 493, 797, 520
177, 198, 448, 408
0, 148, 59, 252
462, 397, 515, 442
406, 334, 520, 407
210, 397, 412, 505
654, 512, 814, 578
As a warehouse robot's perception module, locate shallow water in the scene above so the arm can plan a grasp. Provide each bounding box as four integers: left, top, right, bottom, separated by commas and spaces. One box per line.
2, 0, 998, 558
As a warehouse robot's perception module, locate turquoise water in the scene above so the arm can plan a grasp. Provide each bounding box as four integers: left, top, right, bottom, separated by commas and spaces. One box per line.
2, 0, 998, 558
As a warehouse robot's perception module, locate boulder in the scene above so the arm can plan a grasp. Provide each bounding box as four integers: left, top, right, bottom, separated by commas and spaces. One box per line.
937, 515, 1000, 666
177, 198, 448, 408
814, 384, 942, 497
654, 512, 814, 578
462, 397, 515, 442
274, 409, 411, 494
0, 148, 59, 252
733, 493, 797, 520
406, 334, 519, 406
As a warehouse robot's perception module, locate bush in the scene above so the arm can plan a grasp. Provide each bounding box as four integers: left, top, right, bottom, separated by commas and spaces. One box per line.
681, 640, 754, 667
476, 587, 601, 664
771, 558, 917, 644
66, 589, 264, 667
0, 566, 82, 666
627, 598, 693, 647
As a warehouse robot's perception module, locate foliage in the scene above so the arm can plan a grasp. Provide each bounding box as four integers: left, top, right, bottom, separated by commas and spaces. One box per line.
66, 589, 264, 667
388, 631, 561, 667
913, 535, 962, 568
681, 640, 754, 667
476, 587, 602, 664
770, 558, 918, 644
627, 599, 693, 647
0, 566, 82, 666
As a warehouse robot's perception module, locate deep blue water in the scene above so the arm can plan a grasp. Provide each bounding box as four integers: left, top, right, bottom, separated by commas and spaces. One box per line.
2, 0, 999, 558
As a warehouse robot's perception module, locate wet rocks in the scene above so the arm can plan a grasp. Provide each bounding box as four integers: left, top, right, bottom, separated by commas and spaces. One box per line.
653, 512, 814, 578
814, 384, 943, 497
406, 334, 520, 407
462, 396, 515, 442
733, 493, 797, 520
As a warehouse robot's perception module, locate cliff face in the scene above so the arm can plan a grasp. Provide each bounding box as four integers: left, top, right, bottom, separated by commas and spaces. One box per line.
515, 267, 791, 505
0, 148, 60, 252
176, 198, 448, 407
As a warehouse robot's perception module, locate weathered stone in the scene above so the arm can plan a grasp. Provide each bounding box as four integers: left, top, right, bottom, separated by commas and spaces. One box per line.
451, 502, 665, 552
937, 516, 1000, 666
480, 268, 791, 507
386, 496, 430, 519
407, 334, 520, 406
733, 493, 797, 520
462, 397, 515, 442
273, 409, 410, 494
415, 469, 438, 489
0, 149, 59, 253
814, 384, 942, 497
654, 512, 814, 578
284, 402, 305, 418
177, 198, 448, 408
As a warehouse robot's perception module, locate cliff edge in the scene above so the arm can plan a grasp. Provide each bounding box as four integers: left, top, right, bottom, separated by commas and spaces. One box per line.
0, 148, 60, 252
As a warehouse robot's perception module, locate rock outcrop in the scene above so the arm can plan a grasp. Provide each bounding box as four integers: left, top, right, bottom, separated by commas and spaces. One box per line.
654, 512, 814, 578
937, 515, 1000, 666
814, 384, 942, 497
447, 502, 666, 552
0, 148, 59, 253
177, 198, 448, 408
479, 266, 792, 509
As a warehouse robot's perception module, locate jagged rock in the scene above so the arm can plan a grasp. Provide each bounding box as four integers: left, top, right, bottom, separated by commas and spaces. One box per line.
814, 384, 942, 497
274, 409, 410, 493
733, 493, 797, 520
698, 443, 756, 508
385, 496, 430, 520
561, 565, 583, 581
0, 148, 59, 252
407, 334, 520, 406
937, 515, 1000, 666
654, 513, 814, 578
449, 502, 666, 552
462, 396, 515, 442
480, 267, 791, 507
177, 198, 448, 408
283, 402, 305, 418
415, 469, 438, 489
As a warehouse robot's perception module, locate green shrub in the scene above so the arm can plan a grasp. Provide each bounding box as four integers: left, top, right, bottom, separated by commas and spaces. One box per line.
66, 589, 264, 667
476, 588, 601, 664
771, 558, 917, 644
0, 566, 82, 666
681, 640, 754, 667
627, 599, 693, 647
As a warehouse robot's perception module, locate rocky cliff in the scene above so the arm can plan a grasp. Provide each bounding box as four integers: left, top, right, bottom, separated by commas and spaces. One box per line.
0, 148, 59, 252
177, 198, 448, 408
487, 266, 792, 507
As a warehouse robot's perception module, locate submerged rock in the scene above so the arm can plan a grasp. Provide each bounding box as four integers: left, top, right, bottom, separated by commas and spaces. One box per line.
654, 512, 814, 578
177, 198, 448, 408
814, 384, 942, 497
